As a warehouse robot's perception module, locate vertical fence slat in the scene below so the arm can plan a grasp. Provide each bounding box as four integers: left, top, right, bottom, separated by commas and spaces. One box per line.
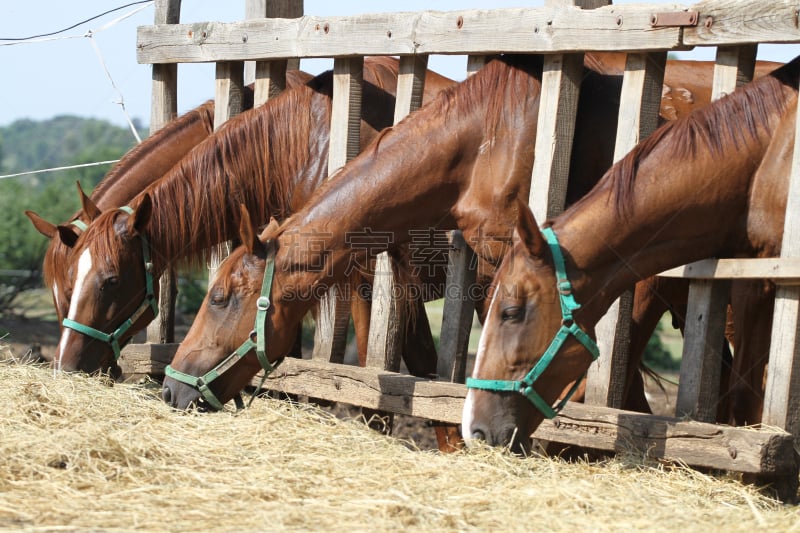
586, 52, 666, 408
145, 0, 182, 345
437, 231, 477, 383
528, 52, 584, 222
466, 55, 487, 77
676, 279, 732, 420
245, 0, 300, 105
313, 57, 364, 362
762, 84, 800, 441
366, 55, 429, 369
207, 61, 245, 283
674, 46, 757, 421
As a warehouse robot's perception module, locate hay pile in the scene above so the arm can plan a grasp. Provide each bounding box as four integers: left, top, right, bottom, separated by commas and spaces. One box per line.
1, 358, 798, 532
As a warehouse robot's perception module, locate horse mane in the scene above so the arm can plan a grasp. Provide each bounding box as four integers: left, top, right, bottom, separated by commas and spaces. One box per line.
131, 79, 330, 272
91, 101, 215, 200
611, 56, 800, 215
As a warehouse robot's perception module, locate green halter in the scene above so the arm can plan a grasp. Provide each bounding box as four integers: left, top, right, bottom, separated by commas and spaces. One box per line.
61, 206, 158, 361
466, 227, 600, 419
164, 246, 281, 410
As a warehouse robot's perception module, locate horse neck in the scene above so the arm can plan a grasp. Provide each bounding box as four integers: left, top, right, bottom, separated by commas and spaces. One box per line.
557, 77, 795, 326
280, 57, 544, 284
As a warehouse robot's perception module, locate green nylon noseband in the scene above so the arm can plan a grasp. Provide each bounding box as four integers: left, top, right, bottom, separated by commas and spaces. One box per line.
466, 226, 600, 419
61, 206, 158, 361
165, 246, 281, 410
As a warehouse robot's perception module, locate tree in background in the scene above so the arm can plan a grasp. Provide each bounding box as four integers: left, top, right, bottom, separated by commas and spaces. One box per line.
0, 116, 141, 316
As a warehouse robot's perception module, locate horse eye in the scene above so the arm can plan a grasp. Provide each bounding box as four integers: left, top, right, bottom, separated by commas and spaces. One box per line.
500, 306, 524, 322
209, 289, 228, 307
101, 276, 119, 291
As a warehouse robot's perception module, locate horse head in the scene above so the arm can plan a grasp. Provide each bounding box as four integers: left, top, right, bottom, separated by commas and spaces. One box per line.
25, 182, 103, 325
53, 193, 158, 377
462, 201, 597, 454
162, 206, 299, 410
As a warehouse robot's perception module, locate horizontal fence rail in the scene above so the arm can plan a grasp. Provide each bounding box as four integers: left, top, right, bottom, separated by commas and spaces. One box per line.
136, 1, 800, 64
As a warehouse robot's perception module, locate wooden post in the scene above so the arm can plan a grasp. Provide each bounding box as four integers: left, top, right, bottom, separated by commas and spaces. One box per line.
763, 80, 800, 442
586, 52, 666, 408
207, 62, 245, 283
466, 55, 487, 77
437, 231, 477, 383
366, 55, 429, 368
674, 46, 757, 421
145, 0, 181, 345
313, 57, 364, 362
528, 2, 607, 220
245, 0, 302, 105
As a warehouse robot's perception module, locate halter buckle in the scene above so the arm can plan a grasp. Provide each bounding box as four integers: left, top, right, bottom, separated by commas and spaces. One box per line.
249, 330, 258, 342
257, 296, 271, 311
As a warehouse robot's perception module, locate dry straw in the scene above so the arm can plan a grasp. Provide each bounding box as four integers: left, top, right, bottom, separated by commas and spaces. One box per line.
1, 348, 799, 532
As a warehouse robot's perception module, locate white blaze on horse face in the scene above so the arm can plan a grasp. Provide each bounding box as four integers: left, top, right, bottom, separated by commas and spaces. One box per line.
56, 248, 93, 371
461, 284, 500, 445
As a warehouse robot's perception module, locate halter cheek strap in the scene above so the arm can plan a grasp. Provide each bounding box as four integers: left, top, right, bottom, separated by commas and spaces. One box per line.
61, 206, 158, 361
466, 227, 600, 419
164, 246, 281, 410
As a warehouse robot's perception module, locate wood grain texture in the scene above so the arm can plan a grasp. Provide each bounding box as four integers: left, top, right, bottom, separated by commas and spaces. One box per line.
136, 5, 686, 64
684, 0, 800, 45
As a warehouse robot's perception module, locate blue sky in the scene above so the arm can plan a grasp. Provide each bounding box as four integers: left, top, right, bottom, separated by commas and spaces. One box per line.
1, 0, 798, 131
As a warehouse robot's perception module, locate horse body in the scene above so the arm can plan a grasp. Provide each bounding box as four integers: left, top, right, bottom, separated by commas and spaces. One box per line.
162, 54, 755, 411
463, 56, 798, 453
53, 57, 455, 376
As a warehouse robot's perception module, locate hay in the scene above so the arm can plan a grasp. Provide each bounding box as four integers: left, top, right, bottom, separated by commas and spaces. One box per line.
0, 358, 799, 532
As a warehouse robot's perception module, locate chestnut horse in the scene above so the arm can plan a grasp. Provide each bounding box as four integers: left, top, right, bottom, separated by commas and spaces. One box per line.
160, 54, 772, 411
51, 57, 454, 377
463, 55, 800, 454
25, 99, 217, 328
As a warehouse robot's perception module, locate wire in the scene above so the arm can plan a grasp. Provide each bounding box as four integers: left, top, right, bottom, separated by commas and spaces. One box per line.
0, 160, 120, 181
0, 1, 153, 41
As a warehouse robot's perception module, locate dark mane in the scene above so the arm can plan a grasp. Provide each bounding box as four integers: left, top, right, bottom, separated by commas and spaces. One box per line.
611, 56, 800, 214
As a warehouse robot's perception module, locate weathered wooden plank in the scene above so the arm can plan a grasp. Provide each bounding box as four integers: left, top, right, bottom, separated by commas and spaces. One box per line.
529, 53, 584, 221
393, 54, 428, 124
588, 52, 666, 408
675, 279, 731, 421
762, 86, 800, 443
119, 342, 178, 381
206, 61, 245, 284
711, 44, 757, 99
659, 257, 800, 282
437, 231, 476, 383
260, 358, 794, 475
145, 0, 181, 345
465, 55, 487, 77
136, 5, 687, 64
365, 54, 428, 370
672, 46, 756, 423
312, 57, 364, 362
684, 0, 800, 46
245, 0, 299, 105
365, 252, 404, 371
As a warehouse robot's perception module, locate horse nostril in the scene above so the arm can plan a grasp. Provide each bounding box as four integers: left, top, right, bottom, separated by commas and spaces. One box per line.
471, 428, 486, 441
161, 386, 172, 406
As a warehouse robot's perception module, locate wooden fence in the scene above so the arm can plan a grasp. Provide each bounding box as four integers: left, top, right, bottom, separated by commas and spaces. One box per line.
123, 0, 800, 494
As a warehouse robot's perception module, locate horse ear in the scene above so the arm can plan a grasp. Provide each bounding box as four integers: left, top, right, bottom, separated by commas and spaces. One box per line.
513, 199, 546, 257
129, 194, 153, 235
76, 181, 101, 221
25, 211, 58, 239
57, 225, 80, 248
238, 204, 260, 255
